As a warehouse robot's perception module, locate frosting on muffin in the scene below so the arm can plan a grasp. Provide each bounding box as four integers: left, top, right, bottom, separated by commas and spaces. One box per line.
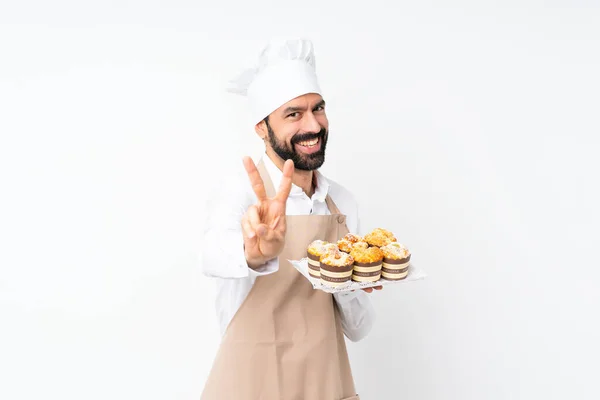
337, 239, 354, 253
307, 240, 327, 254
307, 240, 338, 257
352, 241, 369, 251
323, 243, 339, 253
364, 228, 397, 247
344, 233, 363, 243
381, 242, 411, 260
351, 246, 384, 264
338, 233, 364, 252
378, 228, 395, 237
320, 250, 354, 267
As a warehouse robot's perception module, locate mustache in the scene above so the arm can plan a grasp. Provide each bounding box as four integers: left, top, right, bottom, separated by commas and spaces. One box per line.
291, 128, 327, 144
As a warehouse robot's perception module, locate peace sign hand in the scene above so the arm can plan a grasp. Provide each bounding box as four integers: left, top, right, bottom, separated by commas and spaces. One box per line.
241, 157, 294, 269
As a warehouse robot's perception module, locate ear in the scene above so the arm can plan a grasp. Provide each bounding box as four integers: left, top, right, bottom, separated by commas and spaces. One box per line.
255, 119, 268, 140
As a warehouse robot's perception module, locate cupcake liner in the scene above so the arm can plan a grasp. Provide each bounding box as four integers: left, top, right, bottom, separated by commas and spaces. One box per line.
288, 258, 427, 294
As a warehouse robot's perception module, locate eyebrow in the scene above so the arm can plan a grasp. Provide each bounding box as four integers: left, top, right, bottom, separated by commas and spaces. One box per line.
282, 100, 326, 115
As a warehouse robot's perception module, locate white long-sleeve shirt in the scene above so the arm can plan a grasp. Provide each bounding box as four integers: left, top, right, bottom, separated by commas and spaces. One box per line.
199, 154, 375, 342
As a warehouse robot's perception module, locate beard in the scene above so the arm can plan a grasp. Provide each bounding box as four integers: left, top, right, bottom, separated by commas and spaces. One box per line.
266, 121, 328, 171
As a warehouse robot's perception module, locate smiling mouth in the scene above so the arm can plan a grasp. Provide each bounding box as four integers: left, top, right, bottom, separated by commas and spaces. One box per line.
295, 137, 320, 148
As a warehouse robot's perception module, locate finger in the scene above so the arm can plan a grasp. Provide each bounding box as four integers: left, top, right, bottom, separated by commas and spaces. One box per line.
247, 207, 268, 238
374, 285, 383, 290
243, 156, 267, 201
268, 202, 287, 233
269, 216, 286, 243
260, 223, 280, 241
242, 220, 260, 261
241, 216, 256, 241
275, 159, 294, 203
247, 205, 262, 230
270, 215, 281, 230
362, 288, 373, 293
256, 224, 268, 238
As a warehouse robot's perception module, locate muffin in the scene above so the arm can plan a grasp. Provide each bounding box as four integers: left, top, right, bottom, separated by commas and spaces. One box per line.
380, 242, 411, 280
350, 246, 384, 282
351, 241, 369, 251
337, 233, 364, 253
320, 250, 354, 287
364, 228, 398, 247
307, 240, 338, 278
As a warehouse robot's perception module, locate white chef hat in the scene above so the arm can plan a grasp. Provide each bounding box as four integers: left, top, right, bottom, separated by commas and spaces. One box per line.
226, 38, 322, 125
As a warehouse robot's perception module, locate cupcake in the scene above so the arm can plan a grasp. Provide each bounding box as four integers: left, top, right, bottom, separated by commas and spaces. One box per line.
364, 228, 397, 247
306, 240, 338, 278
351, 241, 369, 251
320, 250, 354, 287
380, 242, 411, 280
337, 233, 364, 253
350, 246, 383, 283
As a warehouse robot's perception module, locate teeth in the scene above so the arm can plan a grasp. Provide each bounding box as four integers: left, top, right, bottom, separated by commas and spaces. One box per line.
298, 138, 319, 147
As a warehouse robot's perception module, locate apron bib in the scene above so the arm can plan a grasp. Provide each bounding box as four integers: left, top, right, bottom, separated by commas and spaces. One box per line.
201, 159, 359, 400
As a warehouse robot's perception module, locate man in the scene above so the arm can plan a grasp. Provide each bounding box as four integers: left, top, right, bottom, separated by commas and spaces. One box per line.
200, 38, 379, 400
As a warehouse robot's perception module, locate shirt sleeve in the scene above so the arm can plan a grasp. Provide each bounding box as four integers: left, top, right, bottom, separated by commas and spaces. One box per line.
334, 290, 376, 342
199, 170, 279, 279
200, 228, 279, 279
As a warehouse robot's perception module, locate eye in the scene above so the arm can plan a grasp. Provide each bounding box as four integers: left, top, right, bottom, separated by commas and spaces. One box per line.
287, 112, 299, 118
314, 105, 325, 112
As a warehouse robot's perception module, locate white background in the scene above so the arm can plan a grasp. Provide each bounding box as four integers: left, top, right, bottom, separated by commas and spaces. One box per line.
1, 1, 599, 399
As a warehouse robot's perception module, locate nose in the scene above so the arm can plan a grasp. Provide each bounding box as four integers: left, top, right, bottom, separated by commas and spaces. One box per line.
301, 111, 322, 133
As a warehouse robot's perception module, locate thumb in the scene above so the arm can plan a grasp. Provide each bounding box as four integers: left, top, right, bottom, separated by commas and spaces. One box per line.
242, 217, 259, 247
256, 224, 268, 238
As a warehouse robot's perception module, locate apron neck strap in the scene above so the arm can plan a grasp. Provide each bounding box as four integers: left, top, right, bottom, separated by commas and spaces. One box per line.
257, 159, 277, 198
324, 194, 342, 215
257, 158, 343, 215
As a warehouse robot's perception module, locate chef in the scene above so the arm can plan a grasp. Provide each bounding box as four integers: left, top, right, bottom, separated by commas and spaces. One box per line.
200, 38, 379, 400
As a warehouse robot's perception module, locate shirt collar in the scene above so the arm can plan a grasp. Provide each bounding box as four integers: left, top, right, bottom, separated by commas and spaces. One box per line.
261, 154, 330, 202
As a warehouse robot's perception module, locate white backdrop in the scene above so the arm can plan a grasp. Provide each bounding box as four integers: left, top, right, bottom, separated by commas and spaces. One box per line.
1, 1, 599, 399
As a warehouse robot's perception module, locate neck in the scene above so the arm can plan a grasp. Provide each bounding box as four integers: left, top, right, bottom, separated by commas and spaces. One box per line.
265, 149, 315, 197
